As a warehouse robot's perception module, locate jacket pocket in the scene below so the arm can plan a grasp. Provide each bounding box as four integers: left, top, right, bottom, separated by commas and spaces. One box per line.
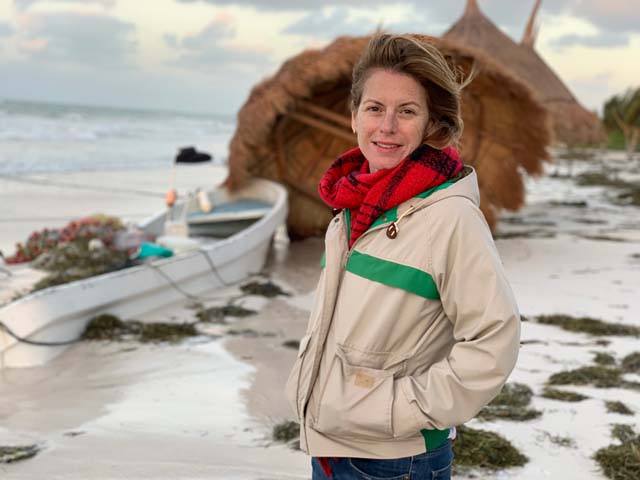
313, 344, 406, 440
284, 333, 312, 418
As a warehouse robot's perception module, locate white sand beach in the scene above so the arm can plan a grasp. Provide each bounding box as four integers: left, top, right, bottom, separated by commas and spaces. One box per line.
1, 152, 640, 479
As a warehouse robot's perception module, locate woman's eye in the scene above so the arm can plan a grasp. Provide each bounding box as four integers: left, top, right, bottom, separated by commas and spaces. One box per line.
366, 106, 380, 112
401, 109, 416, 115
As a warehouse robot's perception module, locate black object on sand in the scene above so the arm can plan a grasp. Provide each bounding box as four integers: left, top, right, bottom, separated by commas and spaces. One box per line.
175, 146, 212, 163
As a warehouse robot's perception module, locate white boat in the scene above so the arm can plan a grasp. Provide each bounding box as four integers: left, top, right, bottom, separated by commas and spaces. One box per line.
0, 178, 288, 369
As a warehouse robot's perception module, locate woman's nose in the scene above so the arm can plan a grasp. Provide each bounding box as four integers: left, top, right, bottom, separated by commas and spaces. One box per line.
379, 111, 397, 133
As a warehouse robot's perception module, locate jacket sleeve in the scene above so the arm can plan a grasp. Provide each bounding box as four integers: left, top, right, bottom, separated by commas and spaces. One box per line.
392, 196, 520, 432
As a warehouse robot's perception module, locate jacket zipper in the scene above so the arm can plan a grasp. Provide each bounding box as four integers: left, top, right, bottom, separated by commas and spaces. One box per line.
344, 204, 418, 265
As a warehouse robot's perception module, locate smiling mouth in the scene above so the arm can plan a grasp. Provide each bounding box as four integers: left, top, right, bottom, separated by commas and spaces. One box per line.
373, 141, 401, 150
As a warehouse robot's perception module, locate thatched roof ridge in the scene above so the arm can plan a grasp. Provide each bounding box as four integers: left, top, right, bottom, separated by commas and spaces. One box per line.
443, 0, 603, 145
225, 34, 551, 237
521, 0, 542, 48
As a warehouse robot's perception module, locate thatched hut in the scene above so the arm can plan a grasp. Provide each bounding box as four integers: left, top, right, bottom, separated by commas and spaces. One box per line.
225, 34, 551, 237
443, 0, 604, 146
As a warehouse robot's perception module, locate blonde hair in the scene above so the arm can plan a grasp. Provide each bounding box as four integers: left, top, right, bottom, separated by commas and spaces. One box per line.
351, 33, 470, 148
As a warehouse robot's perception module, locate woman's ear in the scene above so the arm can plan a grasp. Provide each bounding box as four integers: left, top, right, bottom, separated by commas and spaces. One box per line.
351, 111, 357, 134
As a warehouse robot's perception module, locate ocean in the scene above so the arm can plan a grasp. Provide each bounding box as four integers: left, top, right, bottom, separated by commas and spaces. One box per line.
0, 99, 235, 176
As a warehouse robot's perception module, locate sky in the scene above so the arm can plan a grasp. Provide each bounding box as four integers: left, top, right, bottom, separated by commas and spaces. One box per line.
0, 0, 639, 116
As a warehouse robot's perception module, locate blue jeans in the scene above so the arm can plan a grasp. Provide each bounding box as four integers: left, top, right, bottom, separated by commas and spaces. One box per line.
311, 440, 453, 479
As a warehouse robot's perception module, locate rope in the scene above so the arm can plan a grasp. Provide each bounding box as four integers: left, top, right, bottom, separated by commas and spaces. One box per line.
0, 321, 81, 346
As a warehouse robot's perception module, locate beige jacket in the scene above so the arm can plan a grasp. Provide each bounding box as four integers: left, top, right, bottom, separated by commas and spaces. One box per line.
285, 167, 520, 459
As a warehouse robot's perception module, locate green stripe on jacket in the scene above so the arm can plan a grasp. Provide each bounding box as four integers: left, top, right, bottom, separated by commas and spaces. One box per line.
346, 251, 440, 300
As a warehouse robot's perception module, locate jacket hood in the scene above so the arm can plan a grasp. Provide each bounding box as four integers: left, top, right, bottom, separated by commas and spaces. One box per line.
414, 165, 479, 211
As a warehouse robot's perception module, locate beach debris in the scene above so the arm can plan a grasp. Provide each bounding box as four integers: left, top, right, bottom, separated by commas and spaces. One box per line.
282, 340, 300, 349
575, 172, 640, 207
82, 314, 199, 343
240, 280, 290, 298
605, 401, 634, 416
272, 420, 300, 443
195, 303, 257, 324
546, 366, 640, 390
226, 328, 276, 338
594, 424, 640, 480
548, 200, 588, 208
6, 215, 124, 264
0, 445, 40, 463
611, 424, 636, 443
452, 425, 528, 469
478, 383, 542, 422
492, 229, 555, 240
622, 352, 640, 373
539, 431, 576, 448
540, 387, 589, 402
593, 352, 617, 366
535, 314, 640, 337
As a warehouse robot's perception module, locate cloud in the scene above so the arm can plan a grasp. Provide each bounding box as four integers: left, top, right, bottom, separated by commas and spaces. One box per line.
549, 31, 631, 50
175, 0, 389, 11
14, 0, 116, 11
282, 7, 372, 38
18, 12, 136, 68
165, 15, 272, 74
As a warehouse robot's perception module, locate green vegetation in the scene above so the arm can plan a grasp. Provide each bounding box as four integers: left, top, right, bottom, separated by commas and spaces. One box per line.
0, 445, 40, 463
272, 420, 300, 443
540, 387, 589, 402
594, 352, 617, 366
603, 87, 640, 158
195, 304, 257, 324
594, 424, 640, 480
240, 280, 290, 297
611, 424, 636, 443
547, 366, 623, 388
83, 314, 198, 343
605, 401, 634, 416
622, 352, 640, 373
478, 383, 542, 422
536, 314, 640, 337
452, 425, 528, 469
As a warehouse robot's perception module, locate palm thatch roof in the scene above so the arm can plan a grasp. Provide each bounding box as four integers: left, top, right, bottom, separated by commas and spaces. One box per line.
225, 34, 551, 237
443, 0, 604, 145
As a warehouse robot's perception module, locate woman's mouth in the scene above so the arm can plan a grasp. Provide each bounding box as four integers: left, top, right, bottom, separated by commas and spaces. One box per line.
373, 141, 401, 151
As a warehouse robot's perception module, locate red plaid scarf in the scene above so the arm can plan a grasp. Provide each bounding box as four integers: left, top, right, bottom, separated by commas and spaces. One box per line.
318, 144, 463, 248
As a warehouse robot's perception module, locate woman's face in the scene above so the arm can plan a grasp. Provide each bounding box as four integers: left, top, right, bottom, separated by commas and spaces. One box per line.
352, 69, 430, 173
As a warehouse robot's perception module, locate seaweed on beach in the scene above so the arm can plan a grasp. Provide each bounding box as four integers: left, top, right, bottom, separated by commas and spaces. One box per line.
195, 304, 257, 324
478, 383, 542, 422
594, 425, 640, 480
540, 431, 576, 448
83, 314, 198, 343
594, 352, 617, 366
540, 387, 589, 402
605, 401, 634, 416
452, 425, 528, 469
492, 229, 555, 240
240, 280, 290, 298
0, 445, 40, 463
611, 424, 636, 443
226, 328, 276, 338
549, 200, 588, 208
272, 420, 300, 444
536, 314, 640, 337
622, 352, 640, 373
575, 172, 640, 207
282, 340, 300, 349
547, 366, 624, 388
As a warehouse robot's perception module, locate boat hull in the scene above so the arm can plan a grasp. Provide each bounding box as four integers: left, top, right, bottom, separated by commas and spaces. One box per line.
0, 178, 288, 368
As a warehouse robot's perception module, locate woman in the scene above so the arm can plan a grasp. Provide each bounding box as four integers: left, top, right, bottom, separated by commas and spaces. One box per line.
285, 33, 520, 480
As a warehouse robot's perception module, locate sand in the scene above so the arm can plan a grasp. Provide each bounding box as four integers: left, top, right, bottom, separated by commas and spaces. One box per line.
1, 152, 640, 479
